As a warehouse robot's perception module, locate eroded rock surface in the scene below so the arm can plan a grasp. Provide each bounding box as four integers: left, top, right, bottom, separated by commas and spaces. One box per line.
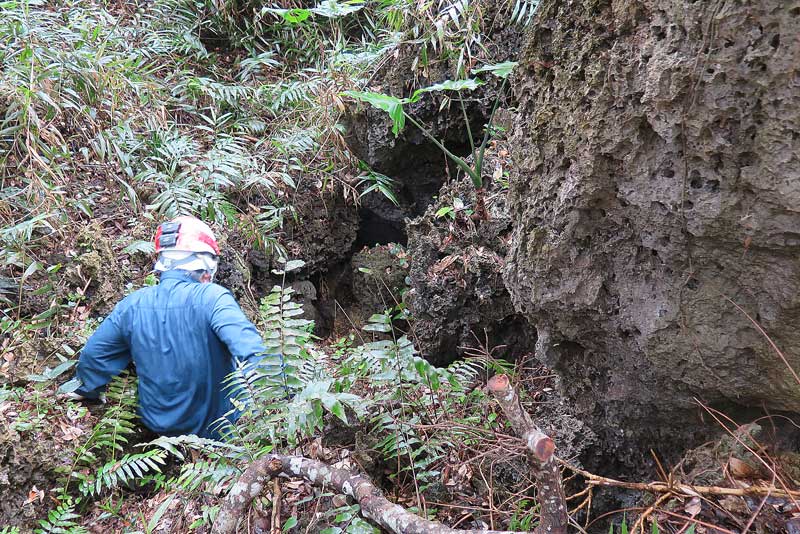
504, 0, 800, 466
405, 156, 535, 367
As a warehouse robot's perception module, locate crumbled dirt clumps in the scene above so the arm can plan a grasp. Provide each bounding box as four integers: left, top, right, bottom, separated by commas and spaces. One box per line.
0, 389, 93, 530
504, 0, 800, 471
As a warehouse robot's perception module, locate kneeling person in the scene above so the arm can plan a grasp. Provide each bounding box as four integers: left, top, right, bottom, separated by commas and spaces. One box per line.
73, 216, 266, 439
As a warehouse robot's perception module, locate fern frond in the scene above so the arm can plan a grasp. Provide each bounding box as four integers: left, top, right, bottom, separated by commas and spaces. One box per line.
144, 434, 244, 461
175, 459, 239, 493
65, 373, 139, 493
37, 498, 86, 534
80, 449, 168, 496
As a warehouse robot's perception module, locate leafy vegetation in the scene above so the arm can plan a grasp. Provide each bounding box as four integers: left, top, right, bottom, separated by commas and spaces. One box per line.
344, 62, 515, 188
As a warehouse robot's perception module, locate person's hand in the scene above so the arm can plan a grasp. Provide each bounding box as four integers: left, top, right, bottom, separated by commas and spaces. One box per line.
64, 391, 107, 404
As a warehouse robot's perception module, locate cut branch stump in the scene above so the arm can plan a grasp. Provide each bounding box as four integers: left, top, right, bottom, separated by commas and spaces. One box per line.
487, 374, 568, 534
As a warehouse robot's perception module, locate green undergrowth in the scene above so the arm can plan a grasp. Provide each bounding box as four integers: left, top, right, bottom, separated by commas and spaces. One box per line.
0, 265, 532, 533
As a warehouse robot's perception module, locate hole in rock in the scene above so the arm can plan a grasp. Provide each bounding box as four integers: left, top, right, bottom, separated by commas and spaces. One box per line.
355, 206, 408, 248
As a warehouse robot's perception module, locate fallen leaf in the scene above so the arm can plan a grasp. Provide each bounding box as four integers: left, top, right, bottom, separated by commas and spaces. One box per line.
685, 496, 701, 517
24, 485, 45, 505
729, 456, 760, 478
59, 422, 84, 441
432, 255, 458, 275
492, 165, 503, 181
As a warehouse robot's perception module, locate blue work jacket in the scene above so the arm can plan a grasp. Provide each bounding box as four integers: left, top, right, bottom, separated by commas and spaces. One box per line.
76, 270, 267, 439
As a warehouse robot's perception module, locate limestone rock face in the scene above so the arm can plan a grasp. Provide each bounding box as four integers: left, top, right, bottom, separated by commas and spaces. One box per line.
504, 0, 800, 462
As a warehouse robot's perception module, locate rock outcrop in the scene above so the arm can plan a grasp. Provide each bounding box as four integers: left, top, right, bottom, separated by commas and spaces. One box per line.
344, 0, 528, 237
405, 149, 535, 367
504, 0, 800, 465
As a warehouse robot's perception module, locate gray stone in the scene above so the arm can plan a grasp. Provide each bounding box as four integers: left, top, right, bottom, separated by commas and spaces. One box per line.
504, 0, 800, 466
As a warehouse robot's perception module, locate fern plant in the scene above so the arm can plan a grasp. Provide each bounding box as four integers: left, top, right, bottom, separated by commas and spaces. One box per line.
63, 372, 139, 495
36, 498, 87, 534
220, 276, 368, 448
81, 449, 168, 496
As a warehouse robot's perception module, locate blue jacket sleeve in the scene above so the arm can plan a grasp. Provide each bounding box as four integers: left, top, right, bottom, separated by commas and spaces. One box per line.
76, 304, 131, 398
208, 288, 267, 367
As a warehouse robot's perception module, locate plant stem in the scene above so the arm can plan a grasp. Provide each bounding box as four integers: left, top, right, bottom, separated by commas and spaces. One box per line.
475, 77, 508, 181
458, 92, 476, 161
403, 113, 481, 187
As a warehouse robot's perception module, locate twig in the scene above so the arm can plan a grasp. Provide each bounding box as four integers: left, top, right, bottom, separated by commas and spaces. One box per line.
655, 510, 737, 534
631, 493, 672, 534
271, 478, 281, 534
559, 458, 800, 499
741, 482, 771, 534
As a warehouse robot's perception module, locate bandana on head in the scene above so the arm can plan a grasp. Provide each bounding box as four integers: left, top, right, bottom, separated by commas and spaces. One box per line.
154, 250, 218, 277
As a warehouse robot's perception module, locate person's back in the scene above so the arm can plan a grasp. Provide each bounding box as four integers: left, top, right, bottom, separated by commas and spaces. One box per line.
73, 216, 266, 439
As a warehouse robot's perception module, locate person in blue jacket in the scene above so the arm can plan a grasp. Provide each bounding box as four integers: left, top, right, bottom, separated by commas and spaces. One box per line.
71, 216, 266, 439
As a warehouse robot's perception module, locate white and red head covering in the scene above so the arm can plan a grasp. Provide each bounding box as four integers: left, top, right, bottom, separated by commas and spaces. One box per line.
153, 216, 220, 275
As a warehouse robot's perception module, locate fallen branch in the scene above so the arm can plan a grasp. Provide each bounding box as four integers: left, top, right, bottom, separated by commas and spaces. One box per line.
212, 454, 529, 534
487, 374, 568, 534
214, 374, 569, 534
560, 459, 800, 500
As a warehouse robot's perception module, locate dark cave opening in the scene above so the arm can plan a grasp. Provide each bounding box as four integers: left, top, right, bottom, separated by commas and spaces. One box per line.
355, 206, 408, 248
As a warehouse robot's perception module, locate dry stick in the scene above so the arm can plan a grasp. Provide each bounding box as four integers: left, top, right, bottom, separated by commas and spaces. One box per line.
741, 479, 772, 534
271, 478, 281, 534
630, 492, 672, 534
212, 454, 528, 534
559, 459, 800, 500
487, 374, 568, 534
655, 510, 738, 534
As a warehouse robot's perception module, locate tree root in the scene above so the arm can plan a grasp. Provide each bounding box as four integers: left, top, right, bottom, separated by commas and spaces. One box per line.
213, 374, 568, 534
